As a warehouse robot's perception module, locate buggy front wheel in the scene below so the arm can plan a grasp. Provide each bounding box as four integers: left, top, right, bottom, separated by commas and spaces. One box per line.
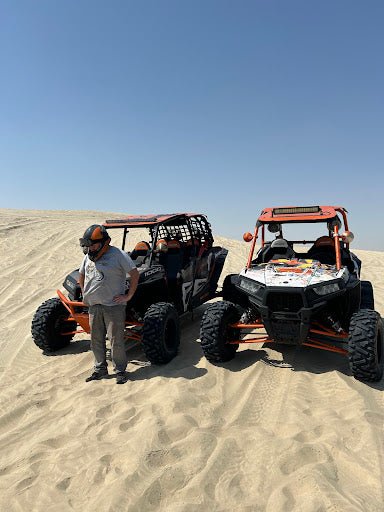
31, 297, 77, 352
200, 301, 241, 363
348, 309, 383, 382
142, 302, 180, 364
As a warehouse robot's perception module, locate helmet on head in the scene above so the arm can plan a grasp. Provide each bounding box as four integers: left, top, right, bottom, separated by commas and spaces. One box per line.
79, 224, 111, 261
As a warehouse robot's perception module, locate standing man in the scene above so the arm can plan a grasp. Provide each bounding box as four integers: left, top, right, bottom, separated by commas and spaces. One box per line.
78, 224, 139, 384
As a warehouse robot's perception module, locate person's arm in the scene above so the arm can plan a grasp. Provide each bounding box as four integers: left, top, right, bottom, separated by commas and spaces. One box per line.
126, 268, 139, 301
78, 255, 87, 293
113, 268, 139, 304
78, 272, 85, 293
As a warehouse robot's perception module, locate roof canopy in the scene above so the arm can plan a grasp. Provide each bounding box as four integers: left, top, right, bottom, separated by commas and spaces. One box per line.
257, 205, 347, 226
104, 213, 200, 229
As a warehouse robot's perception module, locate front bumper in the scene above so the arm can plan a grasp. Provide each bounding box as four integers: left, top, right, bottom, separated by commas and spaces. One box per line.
239, 282, 346, 344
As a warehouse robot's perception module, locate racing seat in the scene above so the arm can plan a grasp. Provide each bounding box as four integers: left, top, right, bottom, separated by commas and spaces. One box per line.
184, 238, 200, 265
163, 239, 184, 280
262, 238, 295, 262
162, 240, 184, 304
130, 241, 150, 266
307, 236, 336, 265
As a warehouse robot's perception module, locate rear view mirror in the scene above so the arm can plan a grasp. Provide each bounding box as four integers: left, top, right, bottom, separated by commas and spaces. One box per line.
342, 231, 354, 243
243, 232, 253, 242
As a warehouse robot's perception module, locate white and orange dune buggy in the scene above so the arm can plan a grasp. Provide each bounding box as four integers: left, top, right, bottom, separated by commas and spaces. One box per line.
200, 206, 383, 382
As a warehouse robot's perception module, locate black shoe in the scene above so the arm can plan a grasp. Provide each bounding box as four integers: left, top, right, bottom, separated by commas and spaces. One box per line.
116, 371, 127, 384
85, 370, 108, 382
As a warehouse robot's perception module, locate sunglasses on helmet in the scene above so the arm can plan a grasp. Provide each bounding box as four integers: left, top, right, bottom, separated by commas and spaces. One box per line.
79, 238, 101, 247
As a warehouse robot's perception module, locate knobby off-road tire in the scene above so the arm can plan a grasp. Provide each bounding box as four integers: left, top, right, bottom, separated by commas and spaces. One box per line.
360, 281, 375, 310
31, 298, 77, 352
142, 302, 180, 364
200, 301, 241, 363
348, 309, 383, 382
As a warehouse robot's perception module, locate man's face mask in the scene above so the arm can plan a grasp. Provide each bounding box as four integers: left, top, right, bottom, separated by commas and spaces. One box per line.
79, 239, 102, 259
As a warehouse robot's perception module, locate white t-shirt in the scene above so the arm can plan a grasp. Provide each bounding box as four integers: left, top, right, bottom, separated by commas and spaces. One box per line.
79, 246, 136, 306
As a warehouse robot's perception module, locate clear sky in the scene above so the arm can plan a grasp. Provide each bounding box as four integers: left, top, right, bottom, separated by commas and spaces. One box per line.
1, 1, 383, 249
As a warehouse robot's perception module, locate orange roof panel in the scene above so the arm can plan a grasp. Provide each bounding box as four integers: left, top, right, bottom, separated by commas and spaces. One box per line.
103, 213, 200, 228
257, 205, 346, 224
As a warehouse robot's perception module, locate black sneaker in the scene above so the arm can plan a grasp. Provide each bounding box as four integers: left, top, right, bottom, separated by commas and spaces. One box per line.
85, 370, 108, 382
116, 371, 127, 385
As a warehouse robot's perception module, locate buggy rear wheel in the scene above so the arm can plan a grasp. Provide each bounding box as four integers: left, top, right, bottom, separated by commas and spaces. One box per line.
200, 301, 241, 363
348, 309, 383, 382
31, 297, 77, 352
142, 302, 180, 364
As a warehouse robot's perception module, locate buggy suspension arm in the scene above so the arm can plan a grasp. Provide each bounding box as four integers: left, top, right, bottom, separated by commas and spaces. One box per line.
228, 320, 349, 355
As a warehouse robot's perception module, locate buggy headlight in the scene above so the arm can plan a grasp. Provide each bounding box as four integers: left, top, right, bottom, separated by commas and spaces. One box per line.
313, 283, 340, 295
239, 277, 262, 295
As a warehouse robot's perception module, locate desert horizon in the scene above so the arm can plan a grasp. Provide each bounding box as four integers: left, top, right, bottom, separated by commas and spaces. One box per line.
0, 208, 383, 512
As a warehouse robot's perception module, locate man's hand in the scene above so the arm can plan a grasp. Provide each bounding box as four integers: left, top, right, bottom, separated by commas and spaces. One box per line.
113, 294, 130, 304
113, 268, 139, 304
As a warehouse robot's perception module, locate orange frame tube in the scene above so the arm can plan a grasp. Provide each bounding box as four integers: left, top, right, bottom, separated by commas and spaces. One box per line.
246, 226, 259, 269
57, 289, 90, 333
56, 290, 144, 340
228, 320, 349, 355
333, 224, 342, 270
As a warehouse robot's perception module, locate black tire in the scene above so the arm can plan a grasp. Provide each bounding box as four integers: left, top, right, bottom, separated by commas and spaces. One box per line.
200, 301, 241, 363
142, 302, 180, 364
360, 281, 375, 309
348, 309, 383, 382
31, 298, 77, 352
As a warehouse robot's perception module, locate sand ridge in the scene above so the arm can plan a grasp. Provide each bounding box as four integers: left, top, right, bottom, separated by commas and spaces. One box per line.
0, 209, 383, 511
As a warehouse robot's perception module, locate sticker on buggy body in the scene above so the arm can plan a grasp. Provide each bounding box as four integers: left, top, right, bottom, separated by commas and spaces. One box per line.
241, 259, 348, 288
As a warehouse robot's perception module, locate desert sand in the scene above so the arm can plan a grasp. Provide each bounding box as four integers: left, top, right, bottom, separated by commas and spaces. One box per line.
0, 208, 383, 512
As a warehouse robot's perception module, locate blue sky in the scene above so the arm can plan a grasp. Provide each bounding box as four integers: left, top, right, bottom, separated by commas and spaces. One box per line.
1, 1, 383, 249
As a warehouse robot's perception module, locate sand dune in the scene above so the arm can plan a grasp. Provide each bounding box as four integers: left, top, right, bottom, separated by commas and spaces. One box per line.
0, 209, 383, 511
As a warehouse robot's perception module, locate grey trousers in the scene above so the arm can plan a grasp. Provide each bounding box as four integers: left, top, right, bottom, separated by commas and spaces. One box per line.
89, 304, 127, 373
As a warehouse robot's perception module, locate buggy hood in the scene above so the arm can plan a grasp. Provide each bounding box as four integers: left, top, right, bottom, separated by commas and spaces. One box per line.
241, 259, 348, 288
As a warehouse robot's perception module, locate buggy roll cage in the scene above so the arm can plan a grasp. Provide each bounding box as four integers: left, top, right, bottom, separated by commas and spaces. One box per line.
103, 213, 214, 266
245, 206, 351, 271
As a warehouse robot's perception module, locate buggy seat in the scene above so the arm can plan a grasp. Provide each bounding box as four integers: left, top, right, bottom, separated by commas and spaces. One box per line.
156, 239, 184, 280
130, 241, 150, 266
261, 238, 296, 263
307, 236, 336, 265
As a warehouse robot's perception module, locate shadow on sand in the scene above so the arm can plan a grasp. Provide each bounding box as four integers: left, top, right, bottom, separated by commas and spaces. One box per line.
209, 339, 384, 390
41, 310, 384, 389
43, 304, 211, 381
